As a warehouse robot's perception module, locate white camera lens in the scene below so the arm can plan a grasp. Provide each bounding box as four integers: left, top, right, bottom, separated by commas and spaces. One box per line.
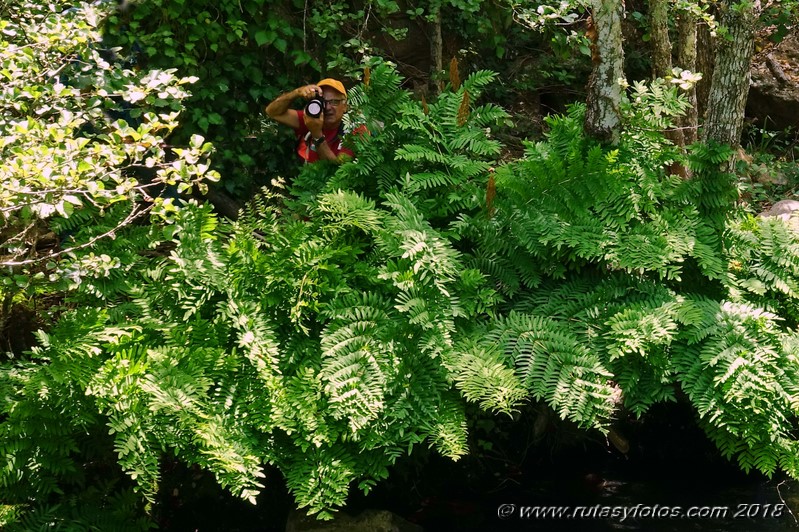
306, 100, 323, 117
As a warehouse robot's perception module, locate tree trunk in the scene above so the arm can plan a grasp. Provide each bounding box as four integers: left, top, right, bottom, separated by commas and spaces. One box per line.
650, 0, 672, 78
702, 1, 760, 149
695, 20, 714, 123
199, 186, 243, 220
676, 10, 698, 145
651, 0, 685, 162
584, 0, 624, 145
431, 8, 444, 95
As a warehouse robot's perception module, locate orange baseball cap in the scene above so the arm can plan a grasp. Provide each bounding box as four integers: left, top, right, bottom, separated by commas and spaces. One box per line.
317, 78, 347, 96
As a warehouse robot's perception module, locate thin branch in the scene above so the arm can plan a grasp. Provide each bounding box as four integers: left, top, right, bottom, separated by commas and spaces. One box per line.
1, 221, 37, 245
303, 0, 309, 52
776, 480, 798, 524
0, 200, 151, 267
355, 3, 372, 42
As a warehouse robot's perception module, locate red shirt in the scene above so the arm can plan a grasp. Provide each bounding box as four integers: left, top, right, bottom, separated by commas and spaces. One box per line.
294, 110, 364, 162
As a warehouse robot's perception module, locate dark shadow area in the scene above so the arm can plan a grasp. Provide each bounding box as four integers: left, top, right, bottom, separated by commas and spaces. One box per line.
155, 401, 799, 530
157, 462, 293, 532
343, 401, 799, 532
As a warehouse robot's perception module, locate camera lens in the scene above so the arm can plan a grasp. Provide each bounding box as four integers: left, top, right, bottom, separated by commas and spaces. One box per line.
305, 99, 324, 118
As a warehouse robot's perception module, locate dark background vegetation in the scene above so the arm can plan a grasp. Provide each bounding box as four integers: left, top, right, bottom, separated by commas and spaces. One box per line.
4, 0, 799, 530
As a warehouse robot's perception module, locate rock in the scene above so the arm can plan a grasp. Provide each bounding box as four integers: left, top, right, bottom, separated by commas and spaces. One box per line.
758, 199, 799, 233
285, 509, 423, 532
758, 200, 799, 232
758, 199, 799, 221
607, 427, 630, 455
748, 30, 799, 131
752, 165, 788, 186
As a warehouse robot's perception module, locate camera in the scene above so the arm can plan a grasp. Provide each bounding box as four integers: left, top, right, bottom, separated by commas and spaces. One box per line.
305, 91, 325, 118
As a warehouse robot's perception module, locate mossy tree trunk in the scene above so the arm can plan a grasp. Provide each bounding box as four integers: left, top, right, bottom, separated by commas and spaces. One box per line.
702, 0, 761, 150
696, 19, 715, 123
584, 0, 624, 145
650, 0, 672, 78
431, 8, 444, 94
651, 0, 687, 169
677, 9, 699, 145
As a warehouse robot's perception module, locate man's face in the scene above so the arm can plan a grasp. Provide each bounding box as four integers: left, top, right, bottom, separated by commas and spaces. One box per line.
321, 87, 347, 128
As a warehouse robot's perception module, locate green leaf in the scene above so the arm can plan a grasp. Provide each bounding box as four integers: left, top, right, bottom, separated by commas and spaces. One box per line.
254, 30, 276, 47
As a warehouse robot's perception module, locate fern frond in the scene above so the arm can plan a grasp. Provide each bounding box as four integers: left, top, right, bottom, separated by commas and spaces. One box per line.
469, 311, 616, 430
445, 341, 526, 415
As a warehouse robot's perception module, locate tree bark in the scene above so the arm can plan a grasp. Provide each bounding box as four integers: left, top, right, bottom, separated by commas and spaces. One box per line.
695, 20, 714, 123
584, 0, 624, 145
702, 0, 760, 149
650, 0, 685, 159
199, 186, 243, 220
676, 10, 699, 145
649, 0, 672, 78
431, 8, 444, 95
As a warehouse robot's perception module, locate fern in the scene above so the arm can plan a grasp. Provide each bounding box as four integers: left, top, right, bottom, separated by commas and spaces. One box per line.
457, 311, 616, 430
445, 342, 527, 416
4, 162, 501, 519
10, 59, 799, 528
724, 215, 799, 326
311, 63, 507, 226
318, 293, 398, 433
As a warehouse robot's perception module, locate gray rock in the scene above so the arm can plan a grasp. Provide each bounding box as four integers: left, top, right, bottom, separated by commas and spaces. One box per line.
759, 199, 799, 221
285, 509, 423, 532
748, 30, 799, 131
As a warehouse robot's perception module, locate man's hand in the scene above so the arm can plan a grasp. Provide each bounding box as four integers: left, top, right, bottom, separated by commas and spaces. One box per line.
299, 84, 324, 136
265, 84, 323, 130
303, 112, 324, 139
296, 84, 322, 100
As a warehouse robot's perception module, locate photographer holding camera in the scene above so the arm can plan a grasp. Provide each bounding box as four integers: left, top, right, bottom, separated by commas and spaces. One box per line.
265, 78, 359, 163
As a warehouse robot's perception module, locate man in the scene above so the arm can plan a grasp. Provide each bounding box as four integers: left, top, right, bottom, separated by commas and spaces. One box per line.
265, 78, 358, 163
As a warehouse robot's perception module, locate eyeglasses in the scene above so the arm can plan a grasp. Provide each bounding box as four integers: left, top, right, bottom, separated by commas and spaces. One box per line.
324, 99, 346, 107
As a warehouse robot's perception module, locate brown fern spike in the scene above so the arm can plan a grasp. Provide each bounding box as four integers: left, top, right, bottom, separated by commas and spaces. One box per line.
421, 93, 429, 115
363, 67, 371, 87
457, 89, 470, 126
586, 14, 600, 64
486, 168, 496, 218
449, 57, 461, 91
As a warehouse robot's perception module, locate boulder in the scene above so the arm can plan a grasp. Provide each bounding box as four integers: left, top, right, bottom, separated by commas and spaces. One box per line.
285, 509, 423, 532
758, 199, 799, 233
758, 199, 799, 221
748, 30, 799, 131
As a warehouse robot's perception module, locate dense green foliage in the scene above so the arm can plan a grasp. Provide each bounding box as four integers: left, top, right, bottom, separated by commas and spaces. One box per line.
0, 0, 218, 328
100, 0, 534, 198
464, 95, 799, 480
4, 0, 799, 529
